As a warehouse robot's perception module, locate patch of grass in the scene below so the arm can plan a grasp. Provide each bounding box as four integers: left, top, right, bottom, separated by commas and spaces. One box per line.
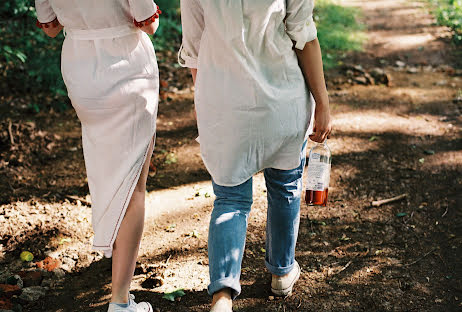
430, 0, 462, 43
154, 0, 367, 67
315, 0, 367, 69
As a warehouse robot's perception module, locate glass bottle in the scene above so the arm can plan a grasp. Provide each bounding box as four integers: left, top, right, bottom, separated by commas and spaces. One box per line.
305, 141, 331, 206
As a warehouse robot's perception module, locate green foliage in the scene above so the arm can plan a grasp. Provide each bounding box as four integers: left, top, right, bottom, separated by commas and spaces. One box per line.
151, 6, 182, 51
1, 0, 363, 112
315, 0, 366, 69
0, 0, 67, 110
431, 0, 462, 43
162, 288, 185, 301
156, 0, 180, 12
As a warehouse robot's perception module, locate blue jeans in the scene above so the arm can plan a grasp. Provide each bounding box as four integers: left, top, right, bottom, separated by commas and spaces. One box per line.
207, 142, 307, 299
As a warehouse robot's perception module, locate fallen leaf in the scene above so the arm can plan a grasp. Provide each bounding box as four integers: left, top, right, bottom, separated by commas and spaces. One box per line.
165, 224, 176, 232
59, 238, 71, 245
20, 251, 34, 262
187, 230, 200, 238
35, 257, 61, 271
396, 212, 408, 217
164, 152, 177, 165
162, 289, 185, 302
160, 80, 169, 88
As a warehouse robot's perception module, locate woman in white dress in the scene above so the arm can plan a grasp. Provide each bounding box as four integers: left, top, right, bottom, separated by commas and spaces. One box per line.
35, 0, 161, 310
179, 0, 332, 311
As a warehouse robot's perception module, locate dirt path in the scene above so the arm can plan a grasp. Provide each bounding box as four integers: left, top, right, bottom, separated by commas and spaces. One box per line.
1, 0, 461, 311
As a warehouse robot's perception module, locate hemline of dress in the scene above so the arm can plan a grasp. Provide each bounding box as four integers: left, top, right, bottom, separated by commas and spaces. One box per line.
91, 132, 156, 258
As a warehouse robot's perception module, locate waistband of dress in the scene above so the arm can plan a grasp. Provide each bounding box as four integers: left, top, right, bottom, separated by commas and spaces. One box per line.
64, 24, 140, 40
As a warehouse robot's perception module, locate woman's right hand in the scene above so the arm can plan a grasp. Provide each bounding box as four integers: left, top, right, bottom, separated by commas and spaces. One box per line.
39, 19, 63, 38
140, 18, 160, 35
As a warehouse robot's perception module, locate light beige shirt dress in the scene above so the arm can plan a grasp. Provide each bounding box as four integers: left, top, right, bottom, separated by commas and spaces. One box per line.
35, 0, 160, 257
179, 0, 318, 187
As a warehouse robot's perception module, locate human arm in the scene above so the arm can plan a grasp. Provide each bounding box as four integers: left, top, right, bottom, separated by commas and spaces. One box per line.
179, 0, 204, 120
178, 0, 204, 70
129, 0, 162, 35
295, 39, 332, 143
35, 0, 62, 38
139, 18, 160, 35
190, 68, 197, 84
38, 19, 63, 38
286, 0, 332, 143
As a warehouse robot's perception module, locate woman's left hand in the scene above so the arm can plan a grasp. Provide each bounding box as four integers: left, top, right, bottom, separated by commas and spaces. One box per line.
309, 105, 332, 143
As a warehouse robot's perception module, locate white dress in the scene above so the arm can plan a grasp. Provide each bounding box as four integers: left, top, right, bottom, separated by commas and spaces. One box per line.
35, 0, 160, 257
179, 0, 318, 186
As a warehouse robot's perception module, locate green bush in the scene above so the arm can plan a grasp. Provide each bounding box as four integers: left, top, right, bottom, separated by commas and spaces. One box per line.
151, 2, 182, 51
431, 0, 462, 43
0, 0, 66, 110
1, 0, 363, 112
315, 0, 366, 69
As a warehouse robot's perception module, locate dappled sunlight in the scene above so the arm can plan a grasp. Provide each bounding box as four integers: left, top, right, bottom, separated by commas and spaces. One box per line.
388, 87, 454, 104
145, 180, 214, 220
215, 212, 238, 225
333, 111, 451, 135
135, 253, 210, 294
0, 200, 94, 265
377, 33, 435, 51
328, 136, 380, 154
346, 262, 385, 283
422, 150, 462, 171
341, 0, 410, 10
330, 70, 461, 113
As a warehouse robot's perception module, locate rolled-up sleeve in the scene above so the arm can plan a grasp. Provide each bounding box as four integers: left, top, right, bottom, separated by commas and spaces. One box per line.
285, 0, 317, 50
178, 0, 204, 68
128, 0, 157, 22
35, 0, 56, 23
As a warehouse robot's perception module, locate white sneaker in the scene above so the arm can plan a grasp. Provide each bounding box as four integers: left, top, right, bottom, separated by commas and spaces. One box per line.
271, 261, 301, 296
210, 298, 233, 312
108, 294, 153, 312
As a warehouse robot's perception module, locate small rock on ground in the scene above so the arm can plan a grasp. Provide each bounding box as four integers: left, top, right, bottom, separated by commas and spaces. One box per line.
19, 286, 47, 302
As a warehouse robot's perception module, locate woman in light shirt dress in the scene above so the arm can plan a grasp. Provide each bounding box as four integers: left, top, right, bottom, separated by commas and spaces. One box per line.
35, 0, 161, 310
179, 0, 332, 311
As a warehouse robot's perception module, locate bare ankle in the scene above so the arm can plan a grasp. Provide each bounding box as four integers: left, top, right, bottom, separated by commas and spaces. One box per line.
272, 272, 289, 279
212, 288, 232, 306
111, 293, 129, 304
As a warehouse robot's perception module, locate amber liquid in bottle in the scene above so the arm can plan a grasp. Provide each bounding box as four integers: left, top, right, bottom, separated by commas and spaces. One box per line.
305, 141, 331, 207
305, 189, 329, 206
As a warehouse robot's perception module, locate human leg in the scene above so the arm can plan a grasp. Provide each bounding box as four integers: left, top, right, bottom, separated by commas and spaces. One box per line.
111, 139, 154, 304
208, 178, 253, 308
263, 143, 306, 277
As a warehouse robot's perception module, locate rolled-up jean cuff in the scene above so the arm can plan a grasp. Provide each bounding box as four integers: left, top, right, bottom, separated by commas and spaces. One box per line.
265, 259, 295, 276
208, 277, 241, 299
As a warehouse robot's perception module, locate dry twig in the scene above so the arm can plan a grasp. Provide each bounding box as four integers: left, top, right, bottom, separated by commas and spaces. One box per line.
165, 253, 172, 266
65, 195, 91, 206
441, 205, 449, 217
337, 260, 352, 274
404, 248, 437, 266
8, 120, 15, 145
371, 193, 407, 207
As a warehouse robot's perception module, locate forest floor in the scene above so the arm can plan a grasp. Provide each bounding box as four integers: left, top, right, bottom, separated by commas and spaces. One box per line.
1, 0, 461, 311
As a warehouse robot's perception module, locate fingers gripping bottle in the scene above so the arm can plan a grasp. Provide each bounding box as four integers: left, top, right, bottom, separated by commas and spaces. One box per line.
305, 141, 331, 206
